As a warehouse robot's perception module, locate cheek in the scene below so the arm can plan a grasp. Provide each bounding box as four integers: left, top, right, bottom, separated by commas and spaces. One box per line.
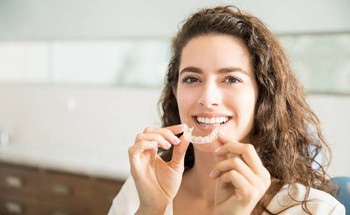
236, 87, 257, 111
239, 91, 258, 129
176, 89, 193, 117
228, 89, 257, 125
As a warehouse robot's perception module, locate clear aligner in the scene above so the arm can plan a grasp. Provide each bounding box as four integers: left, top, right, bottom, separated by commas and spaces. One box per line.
183, 127, 218, 144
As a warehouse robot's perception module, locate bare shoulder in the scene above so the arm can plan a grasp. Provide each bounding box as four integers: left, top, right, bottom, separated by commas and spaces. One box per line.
265, 183, 345, 215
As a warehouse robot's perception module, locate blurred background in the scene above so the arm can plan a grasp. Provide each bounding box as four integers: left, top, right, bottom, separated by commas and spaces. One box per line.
0, 0, 349, 214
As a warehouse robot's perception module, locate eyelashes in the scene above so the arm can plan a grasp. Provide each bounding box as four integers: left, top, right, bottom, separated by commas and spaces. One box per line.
182, 76, 199, 84
181, 75, 243, 85
223, 75, 242, 84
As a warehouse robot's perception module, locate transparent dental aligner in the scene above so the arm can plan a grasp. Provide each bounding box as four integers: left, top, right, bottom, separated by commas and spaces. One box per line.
183, 127, 218, 144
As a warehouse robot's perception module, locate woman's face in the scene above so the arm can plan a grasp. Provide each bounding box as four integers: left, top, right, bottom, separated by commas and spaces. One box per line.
175, 35, 258, 151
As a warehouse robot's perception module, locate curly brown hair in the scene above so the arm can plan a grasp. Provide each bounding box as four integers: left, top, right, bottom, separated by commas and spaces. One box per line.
158, 5, 337, 214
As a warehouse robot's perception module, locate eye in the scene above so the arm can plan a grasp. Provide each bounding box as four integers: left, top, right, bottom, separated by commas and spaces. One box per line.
223, 75, 242, 84
182, 76, 200, 84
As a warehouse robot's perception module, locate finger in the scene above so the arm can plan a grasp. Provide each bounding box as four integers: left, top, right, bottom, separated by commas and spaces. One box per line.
128, 140, 158, 176
214, 133, 241, 155
169, 135, 190, 170
210, 156, 257, 185
143, 124, 187, 145
220, 169, 251, 191
220, 170, 263, 202
215, 135, 264, 174
136, 133, 172, 149
128, 140, 158, 159
164, 123, 188, 134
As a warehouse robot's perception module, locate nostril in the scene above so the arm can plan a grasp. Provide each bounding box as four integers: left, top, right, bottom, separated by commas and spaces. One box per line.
197, 85, 221, 107
198, 100, 220, 108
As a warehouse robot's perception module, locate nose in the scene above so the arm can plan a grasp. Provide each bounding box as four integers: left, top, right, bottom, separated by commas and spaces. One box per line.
198, 82, 222, 108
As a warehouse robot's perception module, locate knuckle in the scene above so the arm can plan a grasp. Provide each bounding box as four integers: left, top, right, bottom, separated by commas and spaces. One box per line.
226, 141, 235, 149
152, 134, 163, 144
143, 126, 153, 133
128, 146, 135, 155
221, 173, 230, 183
241, 189, 252, 199
264, 171, 272, 186
135, 133, 143, 141
164, 129, 174, 137
228, 169, 238, 179
155, 133, 163, 140
162, 128, 174, 137
217, 163, 225, 172
231, 156, 241, 164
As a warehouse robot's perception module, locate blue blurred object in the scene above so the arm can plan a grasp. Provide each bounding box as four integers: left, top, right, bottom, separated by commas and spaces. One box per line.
333, 176, 350, 213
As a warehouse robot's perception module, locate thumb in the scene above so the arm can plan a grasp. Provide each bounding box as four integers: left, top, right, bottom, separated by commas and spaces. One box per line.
169, 135, 190, 171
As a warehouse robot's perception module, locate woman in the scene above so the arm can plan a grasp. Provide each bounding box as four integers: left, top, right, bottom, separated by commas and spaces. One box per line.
108, 6, 345, 215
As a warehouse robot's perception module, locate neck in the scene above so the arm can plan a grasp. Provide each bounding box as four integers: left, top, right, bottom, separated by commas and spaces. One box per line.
183, 148, 218, 202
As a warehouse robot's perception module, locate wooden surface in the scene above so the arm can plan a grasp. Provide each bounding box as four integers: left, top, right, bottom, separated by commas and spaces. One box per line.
0, 162, 124, 215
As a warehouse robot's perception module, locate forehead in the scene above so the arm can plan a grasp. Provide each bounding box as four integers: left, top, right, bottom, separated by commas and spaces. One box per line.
179, 35, 253, 74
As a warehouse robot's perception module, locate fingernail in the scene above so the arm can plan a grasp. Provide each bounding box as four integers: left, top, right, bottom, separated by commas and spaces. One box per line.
178, 123, 188, 129
164, 140, 172, 148
209, 169, 220, 178
215, 146, 223, 154
218, 130, 225, 137
173, 136, 181, 144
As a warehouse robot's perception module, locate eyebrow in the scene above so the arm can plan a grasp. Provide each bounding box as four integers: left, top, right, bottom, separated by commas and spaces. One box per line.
179, 66, 250, 76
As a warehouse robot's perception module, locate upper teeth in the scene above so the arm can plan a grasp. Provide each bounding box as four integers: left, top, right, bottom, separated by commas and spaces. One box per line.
196, 117, 228, 124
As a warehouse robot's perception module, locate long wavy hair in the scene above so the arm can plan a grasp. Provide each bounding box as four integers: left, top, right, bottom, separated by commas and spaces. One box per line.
158, 5, 337, 214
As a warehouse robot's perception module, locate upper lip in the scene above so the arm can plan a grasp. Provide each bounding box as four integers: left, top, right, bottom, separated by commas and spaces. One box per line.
192, 112, 232, 118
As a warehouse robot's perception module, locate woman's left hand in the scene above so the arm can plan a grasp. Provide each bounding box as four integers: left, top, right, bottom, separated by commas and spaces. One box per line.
210, 133, 271, 215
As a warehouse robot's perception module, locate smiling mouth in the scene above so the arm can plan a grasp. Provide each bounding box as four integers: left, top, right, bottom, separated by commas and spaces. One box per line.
194, 116, 230, 126
185, 116, 230, 143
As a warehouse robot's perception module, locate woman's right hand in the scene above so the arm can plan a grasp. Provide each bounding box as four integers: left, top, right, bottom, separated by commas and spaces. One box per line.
128, 124, 190, 215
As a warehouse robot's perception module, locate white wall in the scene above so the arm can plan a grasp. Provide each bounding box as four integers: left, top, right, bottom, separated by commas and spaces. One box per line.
0, 84, 349, 177
307, 95, 350, 176
0, 0, 350, 39
0, 1, 349, 178
0, 84, 162, 148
